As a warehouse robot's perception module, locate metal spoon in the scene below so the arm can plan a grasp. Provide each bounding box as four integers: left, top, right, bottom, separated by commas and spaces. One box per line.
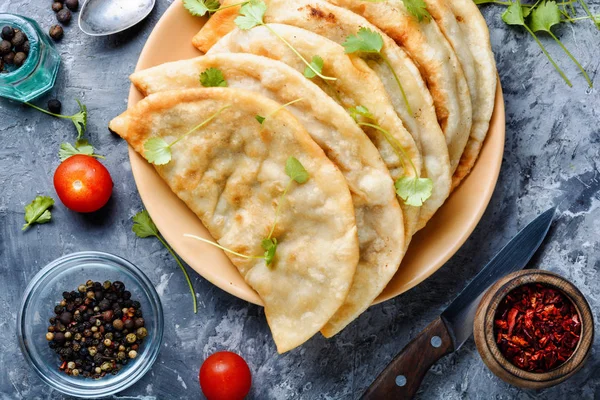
78, 0, 156, 36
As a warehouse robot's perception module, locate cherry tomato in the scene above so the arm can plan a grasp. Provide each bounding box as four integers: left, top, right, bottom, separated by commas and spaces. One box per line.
199, 351, 252, 400
53, 155, 113, 213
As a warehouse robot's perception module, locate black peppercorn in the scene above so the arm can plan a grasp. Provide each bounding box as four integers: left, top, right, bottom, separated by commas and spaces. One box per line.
57, 9, 72, 24
2, 51, 14, 65
11, 31, 25, 47
59, 312, 72, 325
13, 52, 26, 67
134, 309, 143, 318
65, 0, 79, 11
54, 332, 66, 343
47, 98, 62, 114
54, 305, 64, 314
20, 40, 30, 54
1, 26, 14, 40
95, 291, 104, 301
122, 291, 132, 300
49, 25, 63, 42
131, 301, 141, 309
0, 40, 11, 55
0, 59, 4, 71
52, 2, 63, 12
112, 281, 125, 293
134, 318, 145, 328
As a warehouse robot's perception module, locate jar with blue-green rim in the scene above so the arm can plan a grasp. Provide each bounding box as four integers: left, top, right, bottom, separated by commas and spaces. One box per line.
0, 13, 61, 102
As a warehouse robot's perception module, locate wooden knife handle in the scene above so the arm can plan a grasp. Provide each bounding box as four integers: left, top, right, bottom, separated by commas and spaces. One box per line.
361, 316, 455, 400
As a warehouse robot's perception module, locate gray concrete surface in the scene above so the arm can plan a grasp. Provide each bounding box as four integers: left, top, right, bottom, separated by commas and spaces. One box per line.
0, 0, 599, 399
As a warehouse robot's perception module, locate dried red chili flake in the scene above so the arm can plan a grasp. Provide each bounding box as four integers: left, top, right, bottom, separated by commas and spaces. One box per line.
494, 283, 581, 372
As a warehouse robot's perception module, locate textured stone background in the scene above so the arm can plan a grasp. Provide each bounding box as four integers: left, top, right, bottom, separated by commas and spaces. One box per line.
0, 0, 599, 399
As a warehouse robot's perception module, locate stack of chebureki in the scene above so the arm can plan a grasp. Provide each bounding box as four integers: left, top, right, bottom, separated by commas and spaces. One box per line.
109, 0, 497, 353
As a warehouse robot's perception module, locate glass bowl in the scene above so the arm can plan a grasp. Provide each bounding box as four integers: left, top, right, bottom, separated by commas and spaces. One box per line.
0, 13, 61, 102
17, 251, 164, 398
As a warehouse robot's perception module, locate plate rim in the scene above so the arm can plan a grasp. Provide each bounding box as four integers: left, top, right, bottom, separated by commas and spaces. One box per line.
125, 0, 505, 307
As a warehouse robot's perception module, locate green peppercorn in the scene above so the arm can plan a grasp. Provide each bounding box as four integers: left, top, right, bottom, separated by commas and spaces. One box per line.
86, 280, 94, 287
128, 350, 137, 359
78, 285, 86, 293
95, 367, 102, 374
88, 347, 97, 356
101, 362, 112, 371
72, 343, 81, 352
136, 327, 148, 339
71, 369, 79, 376
105, 332, 114, 340
46, 332, 54, 341
103, 338, 112, 347
74, 333, 82, 341
126, 333, 137, 344
117, 351, 126, 361
67, 361, 76, 370
93, 332, 102, 340
91, 326, 98, 333
64, 332, 72, 340
86, 291, 95, 299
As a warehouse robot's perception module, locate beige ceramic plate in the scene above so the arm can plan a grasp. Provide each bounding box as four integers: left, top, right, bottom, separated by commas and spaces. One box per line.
127, 0, 505, 306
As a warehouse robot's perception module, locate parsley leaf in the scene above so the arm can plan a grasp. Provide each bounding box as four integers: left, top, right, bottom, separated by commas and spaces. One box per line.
183, 0, 221, 16
255, 115, 266, 124
402, 0, 431, 22
143, 105, 231, 165
200, 67, 228, 87
261, 237, 277, 265
303, 55, 324, 78
59, 140, 104, 162
285, 156, 309, 184
343, 28, 412, 114
26, 99, 88, 140
394, 176, 433, 207
529, 1, 592, 87
133, 210, 197, 313
22, 195, 54, 231
348, 105, 374, 121
235, 0, 336, 80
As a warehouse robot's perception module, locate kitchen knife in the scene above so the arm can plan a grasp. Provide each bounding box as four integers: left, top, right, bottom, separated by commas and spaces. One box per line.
362, 207, 556, 400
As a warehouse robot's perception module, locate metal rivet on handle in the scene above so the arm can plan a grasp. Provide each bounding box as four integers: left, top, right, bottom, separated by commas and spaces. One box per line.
395, 375, 407, 387
430, 336, 442, 348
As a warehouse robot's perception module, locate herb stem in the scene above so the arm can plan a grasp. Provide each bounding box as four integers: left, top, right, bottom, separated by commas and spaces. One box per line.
156, 234, 198, 314
524, 25, 572, 87
264, 98, 305, 122
169, 105, 231, 147
25, 102, 72, 120
547, 31, 592, 87
578, 0, 600, 29
264, 24, 337, 81
380, 53, 413, 115
184, 234, 264, 260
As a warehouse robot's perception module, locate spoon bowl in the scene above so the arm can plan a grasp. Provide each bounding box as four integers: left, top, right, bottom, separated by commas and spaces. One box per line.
78, 0, 156, 36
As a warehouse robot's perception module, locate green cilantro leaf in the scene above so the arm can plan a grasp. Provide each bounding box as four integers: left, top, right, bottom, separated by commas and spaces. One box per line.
402, 0, 431, 22
285, 156, 309, 184
200, 67, 228, 87
502, 0, 526, 25
234, 0, 266, 30
144, 137, 172, 165
303, 55, 324, 78
342, 27, 383, 54
59, 140, 104, 162
133, 210, 197, 313
25, 99, 88, 140
394, 176, 433, 207
255, 115, 266, 124
22, 195, 54, 231
348, 105, 375, 121
183, 0, 221, 16
261, 237, 277, 265
132, 210, 159, 238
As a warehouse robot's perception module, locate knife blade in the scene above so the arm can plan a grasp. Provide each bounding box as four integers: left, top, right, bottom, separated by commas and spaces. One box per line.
362, 207, 556, 400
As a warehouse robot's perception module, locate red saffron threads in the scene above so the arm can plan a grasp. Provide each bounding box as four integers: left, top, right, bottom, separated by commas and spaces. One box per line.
494, 283, 581, 372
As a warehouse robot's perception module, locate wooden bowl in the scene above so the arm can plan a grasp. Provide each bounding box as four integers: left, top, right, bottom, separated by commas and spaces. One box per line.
473, 270, 594, 389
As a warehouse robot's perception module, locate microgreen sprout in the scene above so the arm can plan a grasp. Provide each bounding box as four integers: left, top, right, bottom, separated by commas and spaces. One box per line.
255, 98, 304, 125
183, 0, 249, 17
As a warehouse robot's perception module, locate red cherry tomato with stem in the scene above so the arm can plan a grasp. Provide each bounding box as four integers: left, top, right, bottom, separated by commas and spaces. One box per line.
53, 155, 113, 213
199, 351, 252, 400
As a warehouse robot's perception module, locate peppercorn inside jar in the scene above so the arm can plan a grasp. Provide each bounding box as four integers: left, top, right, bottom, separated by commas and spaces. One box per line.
0, 13, 60, 102
494, 283, 581, 373
46, 280, 148, 379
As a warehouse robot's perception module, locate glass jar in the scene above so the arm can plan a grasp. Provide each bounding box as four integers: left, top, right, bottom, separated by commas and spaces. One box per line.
0, 13, 61, 102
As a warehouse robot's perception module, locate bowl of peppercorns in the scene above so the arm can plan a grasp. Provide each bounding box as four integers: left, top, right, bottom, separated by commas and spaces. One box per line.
17, 251, 164, 398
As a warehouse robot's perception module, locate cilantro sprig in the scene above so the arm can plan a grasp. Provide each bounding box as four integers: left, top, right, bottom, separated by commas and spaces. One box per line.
132, 210, 198, 314
59, 140, 104, 162
143, 105, 231, 165
183, 0, 249, 17
234, 0, 336, 81
185, 156, 309, 266
348, 105, 432, 206
343, 28, 412, 115
26, 100, 88, 140
200, 67, 228, 87
22, 195, 54, 231
255, 98, 304, 125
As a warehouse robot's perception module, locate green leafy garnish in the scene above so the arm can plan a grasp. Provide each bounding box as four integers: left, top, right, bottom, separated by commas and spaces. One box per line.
402, 0, 431, 21
143, 105, 231, 165
59, 140, 104, 162
184, 156, 309, 267
303, 55, 324, 79
529, 1, 592, 87
255, 98, 304, 126
200, 67, 228, 87
183, 0, 221, 16
348, 105, 432, 206
133, 210, 197, 314
235, 0, 336, 81
343, 28, 412, 115
394, 176, 434, 207
26, 100, 88, 140
22, 195, 54, 231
